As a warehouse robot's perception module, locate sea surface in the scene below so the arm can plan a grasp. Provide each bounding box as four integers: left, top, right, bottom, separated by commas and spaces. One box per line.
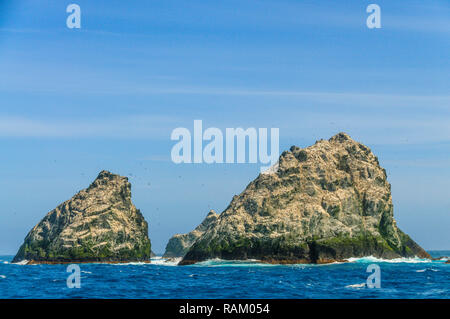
0, 251, 448, 299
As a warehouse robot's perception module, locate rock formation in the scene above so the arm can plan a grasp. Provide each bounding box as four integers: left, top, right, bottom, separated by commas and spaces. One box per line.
163, 210, 219, 258
13, 170, 151, 264
180, 133, 430, 265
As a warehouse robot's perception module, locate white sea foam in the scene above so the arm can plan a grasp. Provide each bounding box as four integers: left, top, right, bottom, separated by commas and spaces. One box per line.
345, 283, 366, 289
110, 262, 150, 266
179, 258, 344, 267
150, 257, 182, 266
194, 259, 279, 267
416, 268, 439, 273
12, 260, 28, 265
0, 275, 6, 279
181, 256, 439, 267
346, 256, 432, 264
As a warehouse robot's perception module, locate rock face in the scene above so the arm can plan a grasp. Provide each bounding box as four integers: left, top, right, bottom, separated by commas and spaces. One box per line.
13, 171, 151, 264
180, 133, 430, 265
163, 210, 219, 258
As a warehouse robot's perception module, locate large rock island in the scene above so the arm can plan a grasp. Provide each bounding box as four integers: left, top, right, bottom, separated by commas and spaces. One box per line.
180, 133, 430, 265
13, 170, 151, 264
163, 210, 218, 258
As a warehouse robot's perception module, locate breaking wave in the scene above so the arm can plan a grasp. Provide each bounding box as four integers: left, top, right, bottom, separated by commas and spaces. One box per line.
194, 259, 283, 267
150, 257, 182, 266
346, 256, 434, 264
109, 262, 150, 266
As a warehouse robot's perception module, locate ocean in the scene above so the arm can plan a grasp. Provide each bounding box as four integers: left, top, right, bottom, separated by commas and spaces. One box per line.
0, 251, 448, 299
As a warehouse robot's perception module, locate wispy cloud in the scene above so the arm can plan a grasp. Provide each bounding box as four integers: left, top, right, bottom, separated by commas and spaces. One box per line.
1, 78, 449, 110
1, 109, 449, 147
0, 115, 179, 139
128, 87, 450, 106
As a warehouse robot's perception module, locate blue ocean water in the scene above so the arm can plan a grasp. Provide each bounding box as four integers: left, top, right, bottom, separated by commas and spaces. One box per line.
0, 252, 448, 299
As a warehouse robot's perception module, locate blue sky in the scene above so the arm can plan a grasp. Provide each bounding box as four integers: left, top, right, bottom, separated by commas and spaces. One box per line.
0, 0, 449, 253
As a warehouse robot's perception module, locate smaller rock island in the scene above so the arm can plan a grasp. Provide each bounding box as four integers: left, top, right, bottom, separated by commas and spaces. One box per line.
13, 170, 151, 264
163, 210, 219, 258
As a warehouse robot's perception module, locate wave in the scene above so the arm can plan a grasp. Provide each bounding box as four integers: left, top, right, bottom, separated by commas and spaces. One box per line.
193, 259, 281, 267
6, 256, 440, 267
345, 282, 366, 289
187, 256, 437, 267
0, 275, 6, 279
148, 257, 277, 267
416, 268, 439, 273
109, 262, 150, 266
150, 257, 182, 266
346, 256, 433, 264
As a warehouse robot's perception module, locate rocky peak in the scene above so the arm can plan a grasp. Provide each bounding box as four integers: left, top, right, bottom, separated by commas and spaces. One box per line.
87, 170, 129, 192
329, 132, 351, 143
180, 133, 430, 265
13, 170, 151, 264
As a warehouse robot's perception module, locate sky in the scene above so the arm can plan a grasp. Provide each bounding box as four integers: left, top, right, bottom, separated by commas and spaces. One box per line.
0, 0, 449, 254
